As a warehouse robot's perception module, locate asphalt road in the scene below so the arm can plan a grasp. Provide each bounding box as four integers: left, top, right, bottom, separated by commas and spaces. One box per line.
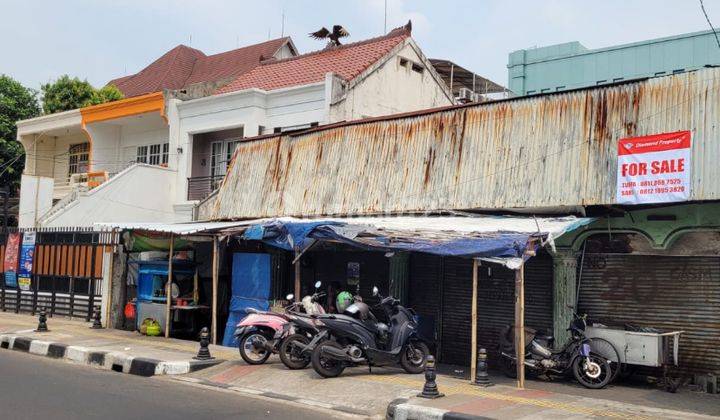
0, 350, 343, 420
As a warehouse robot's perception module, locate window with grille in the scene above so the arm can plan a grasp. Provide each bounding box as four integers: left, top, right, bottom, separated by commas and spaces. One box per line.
225, 140, 241, 167
136, 143, 169, 165
136, 146, 148, 164
68, 143, 89, 175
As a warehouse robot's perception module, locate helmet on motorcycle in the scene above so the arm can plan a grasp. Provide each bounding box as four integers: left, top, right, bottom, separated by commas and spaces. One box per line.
344, 302, 371, 320
336, 291, 353, 313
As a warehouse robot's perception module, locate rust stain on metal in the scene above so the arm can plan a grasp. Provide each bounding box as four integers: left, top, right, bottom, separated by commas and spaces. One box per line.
207, 68, 720, 220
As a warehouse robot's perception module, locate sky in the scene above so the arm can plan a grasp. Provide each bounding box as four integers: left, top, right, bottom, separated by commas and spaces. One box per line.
3, 0, 720, 92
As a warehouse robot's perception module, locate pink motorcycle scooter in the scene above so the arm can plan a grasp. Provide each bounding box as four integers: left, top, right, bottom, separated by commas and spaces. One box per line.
234, 281, 324, 365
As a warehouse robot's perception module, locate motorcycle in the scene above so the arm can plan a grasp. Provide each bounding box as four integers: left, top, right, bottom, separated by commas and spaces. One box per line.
310, 286, 429, 378
279, 291, 360, 369
235, 281, 324, 365
498, 306, 618, 389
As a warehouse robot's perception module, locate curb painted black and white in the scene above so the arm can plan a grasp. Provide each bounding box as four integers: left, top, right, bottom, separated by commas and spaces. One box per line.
0, 334, 221, 377
387, 398, 491, 420
174, 376, 372, 417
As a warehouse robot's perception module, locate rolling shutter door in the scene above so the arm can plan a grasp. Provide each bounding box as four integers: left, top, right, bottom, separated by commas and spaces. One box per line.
578, 254, 720, 375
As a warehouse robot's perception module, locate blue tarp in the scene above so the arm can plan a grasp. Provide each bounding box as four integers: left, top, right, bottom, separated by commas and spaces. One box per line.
222, 253, 271, 347
240, 219, 555, 260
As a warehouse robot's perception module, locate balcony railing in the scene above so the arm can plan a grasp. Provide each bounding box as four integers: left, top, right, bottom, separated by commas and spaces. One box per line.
187, 175, 224, 201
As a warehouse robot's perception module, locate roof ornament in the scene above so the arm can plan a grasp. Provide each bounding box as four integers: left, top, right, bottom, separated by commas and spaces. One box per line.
309, 25, 350, 47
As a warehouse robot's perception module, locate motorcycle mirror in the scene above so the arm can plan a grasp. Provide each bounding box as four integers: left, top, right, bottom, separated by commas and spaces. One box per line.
372, 286, 379, 296
286, 293, 294, 300
314, 281, 321, 289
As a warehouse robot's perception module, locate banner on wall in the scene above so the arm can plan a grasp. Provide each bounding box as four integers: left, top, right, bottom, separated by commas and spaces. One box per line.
17, 232, 36, 291
616, 130, 691, 205
3, 232, 21, 287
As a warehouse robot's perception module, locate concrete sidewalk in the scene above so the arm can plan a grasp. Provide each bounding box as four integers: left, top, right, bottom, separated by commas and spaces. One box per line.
180, 358, 719, 419
0, 312, 224, 376
2, 312, 718, 419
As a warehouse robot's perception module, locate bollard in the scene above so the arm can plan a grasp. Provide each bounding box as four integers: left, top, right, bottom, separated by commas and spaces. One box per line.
36, 307, 49, 332
417, 355, 444, 399
474, 348, 493, 387
193, 327, 214, 360
90, 306, 103, 329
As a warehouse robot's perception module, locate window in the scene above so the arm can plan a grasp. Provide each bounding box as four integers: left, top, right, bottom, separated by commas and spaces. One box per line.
411, 63, 424, 74
226, 140, 241, 166
68, 143, 89, 175
136, 143, 169, 166
274, 127, 282, 134
399, 57, 409, 67
210, 141, 224, 177
258, 125, 266, 135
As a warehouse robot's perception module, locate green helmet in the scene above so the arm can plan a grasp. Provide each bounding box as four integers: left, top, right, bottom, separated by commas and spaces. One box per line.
336, 291, 353, 313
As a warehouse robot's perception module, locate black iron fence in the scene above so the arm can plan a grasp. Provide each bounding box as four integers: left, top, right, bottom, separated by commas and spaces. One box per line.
0, 228, 119, 320
187, 175, 224, 201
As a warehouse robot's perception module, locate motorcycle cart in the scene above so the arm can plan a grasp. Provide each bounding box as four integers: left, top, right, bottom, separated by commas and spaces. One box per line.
585, 325, 684, 392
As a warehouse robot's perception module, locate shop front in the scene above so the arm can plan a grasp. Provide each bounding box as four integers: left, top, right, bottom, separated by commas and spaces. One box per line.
553, 203, 720, 377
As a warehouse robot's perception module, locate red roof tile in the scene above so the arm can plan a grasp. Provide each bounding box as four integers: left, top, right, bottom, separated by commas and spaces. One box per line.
216, 28, 410, 94
107, 38, 292, 98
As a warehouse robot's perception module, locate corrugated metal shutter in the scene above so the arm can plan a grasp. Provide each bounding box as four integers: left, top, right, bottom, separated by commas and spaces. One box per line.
408, 253, 442, 354
438, 254, 554, 366
477, 253, 554, 365
440, 257, 473, 365
578, 254, 720, 375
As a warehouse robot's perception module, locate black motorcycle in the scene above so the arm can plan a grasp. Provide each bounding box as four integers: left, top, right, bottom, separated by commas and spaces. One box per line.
498, 307, 619, 389
310, 287, 429, 378
279, 292, 362, 370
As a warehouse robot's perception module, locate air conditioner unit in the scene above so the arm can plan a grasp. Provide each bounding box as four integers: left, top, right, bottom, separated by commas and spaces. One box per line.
456, 87, 474, 102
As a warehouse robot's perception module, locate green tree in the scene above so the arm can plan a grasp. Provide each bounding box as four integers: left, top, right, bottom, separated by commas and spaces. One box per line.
0, 74, 40, 193
41, 75, 95, 114
90, 84, 124, 106
41, 75, 124, 114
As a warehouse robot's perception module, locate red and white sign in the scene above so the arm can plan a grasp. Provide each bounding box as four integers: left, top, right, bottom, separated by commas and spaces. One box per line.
616, 130, 691, 204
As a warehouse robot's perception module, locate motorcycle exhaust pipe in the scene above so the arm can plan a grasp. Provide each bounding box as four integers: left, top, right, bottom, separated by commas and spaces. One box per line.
321, 345, 365, 363
501, 352, 536, 369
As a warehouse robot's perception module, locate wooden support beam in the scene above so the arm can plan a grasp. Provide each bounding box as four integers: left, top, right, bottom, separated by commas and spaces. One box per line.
515, 262, 525, 388
164, 234, 174, 338
211, 236, 219, 344
470, 258, 479, 383
294, 247, 301, 302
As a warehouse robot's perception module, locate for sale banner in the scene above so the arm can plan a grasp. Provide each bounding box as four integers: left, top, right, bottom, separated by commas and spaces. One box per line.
3, 232, 21, 287
616, 131, 691, 204
17, 232, 36, 291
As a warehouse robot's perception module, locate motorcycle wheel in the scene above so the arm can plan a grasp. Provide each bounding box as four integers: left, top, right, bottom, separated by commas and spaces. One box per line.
279, 334, 311, 370
573, 353, 613, 389
499, 355, 518, 379
311, 340, 346, 378
239, 332, 272, 365
400, 341, 429, 374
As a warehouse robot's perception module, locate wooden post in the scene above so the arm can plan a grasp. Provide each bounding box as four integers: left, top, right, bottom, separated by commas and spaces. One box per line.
514, 262, 525, 388
470, 258, 479, 383
211, 236, 219, 344
164, 234, 174, 338
293, 247, 301, 302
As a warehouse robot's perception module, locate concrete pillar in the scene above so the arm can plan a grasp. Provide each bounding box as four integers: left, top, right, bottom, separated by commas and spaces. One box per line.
551, 248, 579, 348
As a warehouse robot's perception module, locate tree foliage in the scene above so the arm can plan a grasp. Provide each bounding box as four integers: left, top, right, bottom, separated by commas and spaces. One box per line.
0, 74, 40, 192
41, 75, 123, 114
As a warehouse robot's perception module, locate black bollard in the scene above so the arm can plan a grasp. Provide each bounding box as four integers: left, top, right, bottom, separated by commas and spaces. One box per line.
90, 306, 103, 329
417, 355, 444, 399
193, 327, 214, 360
36, 307, 48, 332
474, 348, 493, 387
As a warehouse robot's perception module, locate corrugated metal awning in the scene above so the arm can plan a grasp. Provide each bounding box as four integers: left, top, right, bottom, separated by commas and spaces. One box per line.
93, 221, 252, 235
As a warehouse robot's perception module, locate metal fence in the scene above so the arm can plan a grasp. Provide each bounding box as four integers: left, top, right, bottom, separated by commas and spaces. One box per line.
187, 175, 224, 201
0, 228, 119, 320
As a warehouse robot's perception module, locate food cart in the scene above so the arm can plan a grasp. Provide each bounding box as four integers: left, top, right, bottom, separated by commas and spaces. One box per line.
585, 325, 684, 391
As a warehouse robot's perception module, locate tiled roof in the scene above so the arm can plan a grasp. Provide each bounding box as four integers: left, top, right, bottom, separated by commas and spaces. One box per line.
107, 38, 292, 98
216, 27, 410, 94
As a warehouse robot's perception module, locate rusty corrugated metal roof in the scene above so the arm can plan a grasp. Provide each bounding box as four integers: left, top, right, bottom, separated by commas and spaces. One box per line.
209, 68, 720, 220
